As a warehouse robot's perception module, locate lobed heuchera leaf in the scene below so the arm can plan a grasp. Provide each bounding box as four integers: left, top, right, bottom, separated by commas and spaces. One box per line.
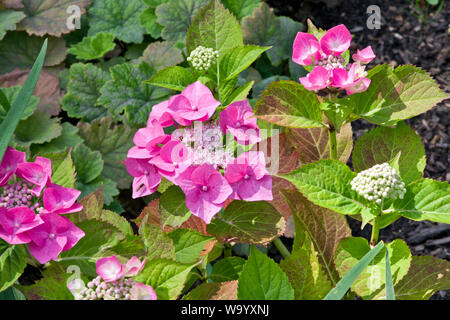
12, 111, 62, 148
349, 65, 449, 126
209, 257, 246, 282
388, 179, 450, 224
0, 32, 66, 74
61, 63, 111, 122
207, 201, 285, 245
281, 189, 351, 288
98, 61, 171, 127
241, 3, 303, 66
255, 80, 324, 128
0, 85, 39, 120
183, 281, 238, 300
335, 237, 412, 300
0, 240, 27, 292
0, 9, 25, 40
137, 41, 184, 71
17, 0, 91, 37
186, 0, 243, 57
282, 159, 368, 216
167, 228, 215, 264
353, 121, 426, 185
67, 32, 116, 61
287, 122, 353, 165
31, 122, 82, 155
88, 0, 146, 43
221, 0, 260, 20
77, 117, 136, 189
394, 255, 450, 300
157, 0, 209, 44
139, 7, 163, 39
237, 246, 294, 300
1, 0, 24, 9
135, 259, 196, 300
71, 143, 104, 184
146, 66, 196, 92
0, 69, 62, 116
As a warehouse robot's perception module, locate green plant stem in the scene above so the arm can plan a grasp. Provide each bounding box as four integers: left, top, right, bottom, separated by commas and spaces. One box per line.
328, 127, 337, 160
273, 237, 290, 259
224, 243, 232, 257
370, 215, 381, 246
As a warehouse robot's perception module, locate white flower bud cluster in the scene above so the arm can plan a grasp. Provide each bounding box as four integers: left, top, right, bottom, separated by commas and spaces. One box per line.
187, 46, 219, 71
351, 163, 406, 205
76, 276, 136, 300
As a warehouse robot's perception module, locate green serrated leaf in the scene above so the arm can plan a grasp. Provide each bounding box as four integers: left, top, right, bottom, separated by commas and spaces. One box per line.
135, 259, 196, 300
71, 143, 104, 184
281, 159, 368, 216
220, 45, 270, 81
139, 221, 176, 261
88, 0, 146, 43
353, 121, 426, 185
238, 246, 294, 300
207, 201, 285, 245
0, 10, 25, 40
0, 241, 27, 292
98, 61, 170, 127
209, 256, 246, 282
77, 117, 136, 189
168, 228, 214, 264
146, 66, 196, 91
335, 238, 411, 300
76, 176, 119, 206
68, 32, 116, 60
221, 0, 260, 20
61, 63, 111, 122
157, 0, 209, 44
31, 122, 82, 155
0, 86, 39, 121
255, 80, 324, 128
48, 150, 76, 188
139, 7, 163, 39
183, 281, 238, 300
224, 80, 254, 105
186, 0, 243, 56
159, 186, 192, 228
349, 65, 449, 126
13, 111, 62, 148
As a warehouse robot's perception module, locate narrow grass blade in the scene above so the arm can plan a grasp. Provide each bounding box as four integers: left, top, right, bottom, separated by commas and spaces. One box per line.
0, 39, 47, 163
323, 241, 385, 300
385, 249, 396, 300
0, 89, 11, 113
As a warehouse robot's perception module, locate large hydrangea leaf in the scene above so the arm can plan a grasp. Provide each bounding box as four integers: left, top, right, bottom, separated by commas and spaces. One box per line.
183, 281, 238, 300
242, 3, 303, 66
0, 31, 66, 74
0, 240, 27, 292
77, 117, 136, 189
98, 61, 171, 127
88, 0, 146, 43
0, 9, 25, 40
156, 0, 209, 44
61, 63, 110, 122
17, 0, 91, 37
67, 32, 116, 61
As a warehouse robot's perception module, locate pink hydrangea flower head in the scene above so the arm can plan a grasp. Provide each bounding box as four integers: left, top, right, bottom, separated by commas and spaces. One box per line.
320, 24, 352, 56
133, 119, 165, 149
299, 66, 330, 91
352, 46, 375, 64
331, 67, 355, 88
220, 100, 260, 145
148, 100, 174, 128
130, 283, 157, 300
27, 213, 85, 264
0, 207, 43, 244
0, 147, 26, 186
96, 256, 124, 282
16, 156, 51, 197
225, 151, 273, 201
292, 32, 321, 66
123, 256, 146, 277
167, 81, 220, 126
40, 184, 83, 215
176, 164, 232, 224
125, 158, 161, 199
149, 140, 192, 183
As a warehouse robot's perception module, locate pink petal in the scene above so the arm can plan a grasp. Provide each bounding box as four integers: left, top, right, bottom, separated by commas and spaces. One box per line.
331, 68, 354, 88
149, 101, 174, 127
123, 256, 145, 277
346, 77, 371, 95
292, 32, 321, 66
96, 256, 124, 282
237, 174, 273, 201
130, 283, 157, 300
320, 24, 352, 56
352, 46, 375, 64
41, 185, 82, 215
299, 66, 330, 91
181, 81, 220, 119
0, 147, 26, 186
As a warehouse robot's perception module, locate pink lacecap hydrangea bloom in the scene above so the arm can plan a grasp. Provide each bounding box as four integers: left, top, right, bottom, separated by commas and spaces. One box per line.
293, 24, 375, 95
0, 147, 84, 264
125, 81, 272, 224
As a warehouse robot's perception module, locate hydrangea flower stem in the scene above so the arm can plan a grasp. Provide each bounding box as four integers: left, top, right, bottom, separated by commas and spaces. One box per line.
328, 127, 337, 160
370, 215, 381, 246
224, 243, 232, 257
273, 237, 291, 259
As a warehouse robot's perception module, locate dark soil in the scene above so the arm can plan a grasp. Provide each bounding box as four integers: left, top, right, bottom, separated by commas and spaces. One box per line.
265, 0, 450, 299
